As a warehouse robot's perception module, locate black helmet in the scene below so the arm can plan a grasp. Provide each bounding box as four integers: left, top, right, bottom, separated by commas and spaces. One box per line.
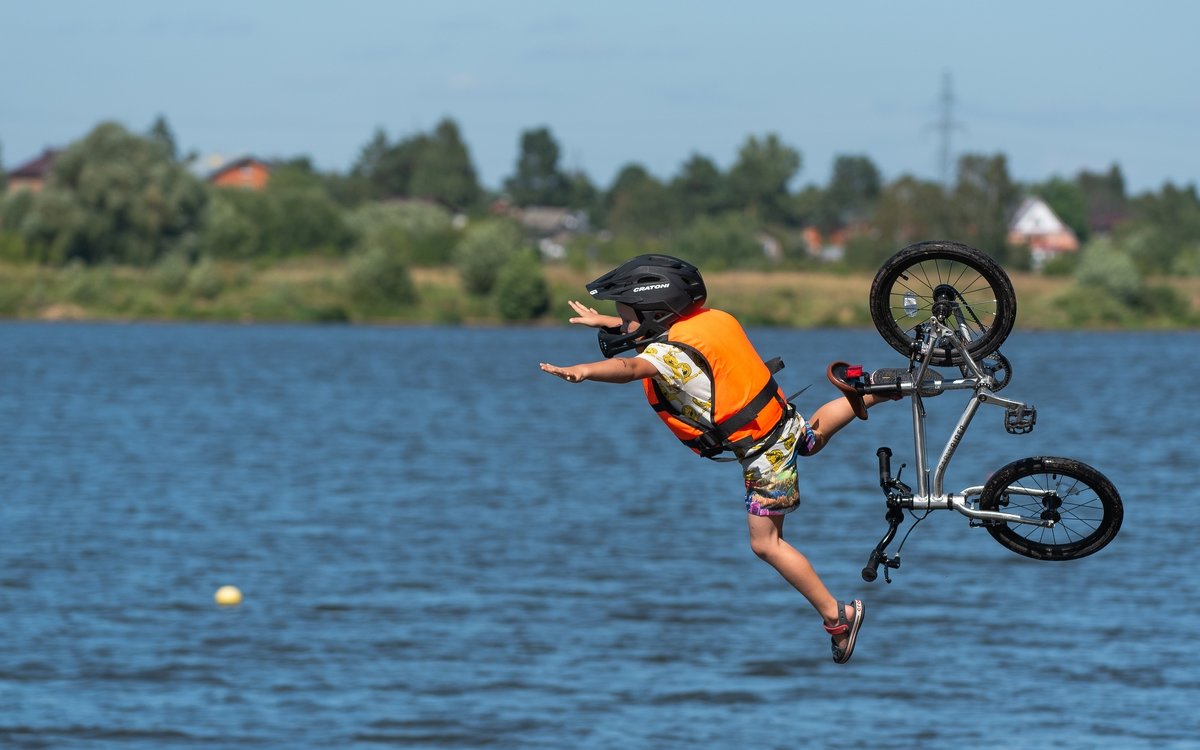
586, 254, 707, 357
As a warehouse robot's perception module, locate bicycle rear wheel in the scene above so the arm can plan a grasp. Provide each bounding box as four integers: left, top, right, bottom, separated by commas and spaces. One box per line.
869, 241, 1016, 366
979, 456, 1122, 561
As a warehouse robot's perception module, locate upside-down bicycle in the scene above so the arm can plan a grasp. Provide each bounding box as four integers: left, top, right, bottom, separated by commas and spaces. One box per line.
836, 241, 1123, 583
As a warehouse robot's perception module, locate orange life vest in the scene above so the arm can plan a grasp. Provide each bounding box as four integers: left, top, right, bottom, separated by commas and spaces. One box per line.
642, 308, 788, 459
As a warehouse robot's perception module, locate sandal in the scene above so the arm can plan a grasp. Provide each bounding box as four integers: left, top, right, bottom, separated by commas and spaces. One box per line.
823, 599, 865, 664
827, 362, 869, 420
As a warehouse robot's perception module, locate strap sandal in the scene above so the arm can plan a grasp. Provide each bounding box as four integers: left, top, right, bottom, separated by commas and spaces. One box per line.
822, 599, 866, 664
827, 362, 869, 420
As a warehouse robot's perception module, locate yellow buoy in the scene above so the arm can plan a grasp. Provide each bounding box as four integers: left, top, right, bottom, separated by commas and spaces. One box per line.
214, 585, 243, 606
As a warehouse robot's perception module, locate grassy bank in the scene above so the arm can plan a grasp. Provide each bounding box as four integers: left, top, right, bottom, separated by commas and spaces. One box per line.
1, 259, 1198, 329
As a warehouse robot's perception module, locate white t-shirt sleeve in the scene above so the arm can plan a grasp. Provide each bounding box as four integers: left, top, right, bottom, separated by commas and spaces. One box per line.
636, 343, 714, 426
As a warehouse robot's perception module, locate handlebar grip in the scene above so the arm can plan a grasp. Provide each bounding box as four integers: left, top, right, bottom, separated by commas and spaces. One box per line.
876, 446, 893, 487
861, 549, 882, 582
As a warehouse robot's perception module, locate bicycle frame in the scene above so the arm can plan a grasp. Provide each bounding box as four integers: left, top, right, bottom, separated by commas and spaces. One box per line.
861, 318, 1051, 582
859, 241, 1121, 576
871, 318, 1044, 527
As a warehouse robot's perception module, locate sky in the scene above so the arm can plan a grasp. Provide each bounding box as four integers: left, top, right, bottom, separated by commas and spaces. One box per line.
3, 1, 1198, 194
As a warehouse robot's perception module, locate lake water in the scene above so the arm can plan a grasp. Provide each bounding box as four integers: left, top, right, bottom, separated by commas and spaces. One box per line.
0, 322, 1196, 749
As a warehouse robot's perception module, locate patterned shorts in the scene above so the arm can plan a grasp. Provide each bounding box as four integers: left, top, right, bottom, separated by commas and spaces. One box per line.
741, 409, 816, 517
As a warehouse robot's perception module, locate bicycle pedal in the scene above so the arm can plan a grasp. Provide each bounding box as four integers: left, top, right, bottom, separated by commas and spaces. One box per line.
1004, 404, 1037, 434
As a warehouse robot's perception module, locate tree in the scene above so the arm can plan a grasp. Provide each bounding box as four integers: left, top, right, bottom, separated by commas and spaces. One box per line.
727, 133, 802, 224
408, 118, 481, 209
350, 119, 481, 208
1122, 182, 1200, 274
824, 154, 882, 227
266, 161, 356, 255
20, 121, 207, 265
564, 169, 600, 216
504, 126, 570, 206
198, 161, 354, 259
147, 115, 178, 161
351, 128, 392, 191
673, 212, 762, 270
670, 153, 728, 222
952, 153, 1019, 259
1077, 164, 1128, 233
605, 163, 675, 236
869, 174, 955, 249
350, 127, 429, 199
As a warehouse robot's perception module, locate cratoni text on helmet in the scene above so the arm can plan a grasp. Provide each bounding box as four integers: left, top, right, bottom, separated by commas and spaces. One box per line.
632, 283, 671, 292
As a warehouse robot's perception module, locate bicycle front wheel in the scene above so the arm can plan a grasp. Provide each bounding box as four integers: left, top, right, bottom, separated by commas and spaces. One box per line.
869, 241, 1016, 365
979, 456, 1123, 561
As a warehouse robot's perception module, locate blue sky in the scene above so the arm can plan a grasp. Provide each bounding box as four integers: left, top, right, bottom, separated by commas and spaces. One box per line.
4, 1, 1197, 193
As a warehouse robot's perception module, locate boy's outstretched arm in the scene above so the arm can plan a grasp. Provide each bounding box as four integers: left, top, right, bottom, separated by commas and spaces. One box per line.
540, 356, 657, 384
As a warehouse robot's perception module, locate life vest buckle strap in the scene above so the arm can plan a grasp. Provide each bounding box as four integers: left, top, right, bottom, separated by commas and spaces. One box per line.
716, 375, 785, 438
687, 432, 728, 459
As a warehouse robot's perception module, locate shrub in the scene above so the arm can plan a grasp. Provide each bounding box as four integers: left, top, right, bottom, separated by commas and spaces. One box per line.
453, 219, 526, 295
187, 256, 224, 300
1073, 239, 1141, 306
154, 250, 191, 294
672, 212, 762, 270
346, 245, 417, 307
61, 259, 109, 305
347, 201, 458, 266
1041, 252, 1080, 276
493, 250, 550, 321
0, 231, 28, 263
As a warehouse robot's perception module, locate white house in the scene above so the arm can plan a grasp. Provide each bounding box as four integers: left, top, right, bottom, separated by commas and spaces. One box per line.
1007, 196, 1080, 269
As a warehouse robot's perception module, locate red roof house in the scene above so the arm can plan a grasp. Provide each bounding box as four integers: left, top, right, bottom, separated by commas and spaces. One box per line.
5, 148, 61, 193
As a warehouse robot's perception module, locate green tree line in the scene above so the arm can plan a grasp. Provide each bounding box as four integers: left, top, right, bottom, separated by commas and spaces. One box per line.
1, 116, 1198, 324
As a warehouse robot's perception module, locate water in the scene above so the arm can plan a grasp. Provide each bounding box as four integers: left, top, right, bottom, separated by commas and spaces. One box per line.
0, 322, 1196, 749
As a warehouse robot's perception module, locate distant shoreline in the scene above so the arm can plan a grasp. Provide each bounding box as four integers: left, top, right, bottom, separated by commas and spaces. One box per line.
1, 261, 1197, 330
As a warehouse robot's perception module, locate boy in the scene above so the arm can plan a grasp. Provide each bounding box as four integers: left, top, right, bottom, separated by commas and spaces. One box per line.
539, 254, 891, 664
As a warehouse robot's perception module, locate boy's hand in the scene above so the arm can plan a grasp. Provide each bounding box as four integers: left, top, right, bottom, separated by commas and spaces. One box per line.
540, 362, 588, 383
567, 300, 622, 329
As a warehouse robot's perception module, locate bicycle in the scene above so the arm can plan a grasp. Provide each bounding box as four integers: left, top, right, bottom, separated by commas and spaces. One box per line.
840, 240, 1123, 583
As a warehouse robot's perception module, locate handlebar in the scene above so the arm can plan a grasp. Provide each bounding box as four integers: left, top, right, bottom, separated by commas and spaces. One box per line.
877, 447, 893, 487
862, 552, 883, 582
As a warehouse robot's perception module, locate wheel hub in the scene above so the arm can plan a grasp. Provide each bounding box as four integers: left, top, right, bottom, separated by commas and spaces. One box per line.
931, 283, 958, 320
1040, 493, 1063, 523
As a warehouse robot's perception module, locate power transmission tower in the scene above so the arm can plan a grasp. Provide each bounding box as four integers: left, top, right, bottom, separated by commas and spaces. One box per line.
933, 71, 965, 189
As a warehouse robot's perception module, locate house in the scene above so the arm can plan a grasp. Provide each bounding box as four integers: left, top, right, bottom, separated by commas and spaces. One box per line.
802, 226, 846, 261
802, 222, 872, 262
1007, 196, 1079, 269
495, 202, 590, 260
5, 148, 61, 194
190, 154, 271, 190
383, 196, 469, 229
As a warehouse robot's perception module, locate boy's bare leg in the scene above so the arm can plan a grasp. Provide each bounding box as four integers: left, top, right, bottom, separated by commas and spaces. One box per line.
747, 514, 854, 644
806, 394, 892, 454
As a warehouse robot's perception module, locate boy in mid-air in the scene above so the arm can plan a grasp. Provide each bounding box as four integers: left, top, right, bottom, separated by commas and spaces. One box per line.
540, 254, 892, 664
